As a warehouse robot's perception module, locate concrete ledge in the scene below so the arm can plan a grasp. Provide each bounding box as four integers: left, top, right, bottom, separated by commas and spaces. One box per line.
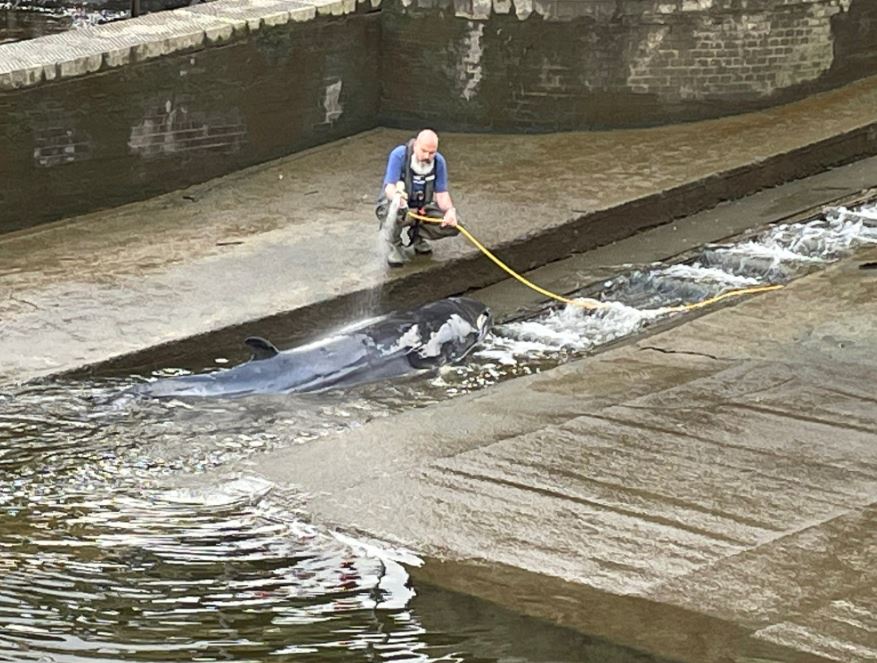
0, 0, 376, 91
3, 76, 877, 384
422, 0, 846, 22
77, 124, 877, 380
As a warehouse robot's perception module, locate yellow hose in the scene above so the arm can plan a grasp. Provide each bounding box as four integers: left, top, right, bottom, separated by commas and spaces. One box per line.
406, 210, 783, 314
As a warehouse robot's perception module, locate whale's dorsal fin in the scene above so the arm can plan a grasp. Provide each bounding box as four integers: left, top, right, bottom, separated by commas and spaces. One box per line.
245, 336, 280, 360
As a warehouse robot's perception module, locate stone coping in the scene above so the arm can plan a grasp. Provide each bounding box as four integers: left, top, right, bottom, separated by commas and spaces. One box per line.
402, 0, 837, 23
0, 0, 379, 91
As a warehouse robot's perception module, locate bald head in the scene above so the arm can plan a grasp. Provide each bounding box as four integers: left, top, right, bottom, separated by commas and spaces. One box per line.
416, 129, 438, 149
413, 129, 439, 169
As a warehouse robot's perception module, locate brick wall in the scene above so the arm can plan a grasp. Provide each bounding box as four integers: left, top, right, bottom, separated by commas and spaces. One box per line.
626, 0, 849, 100
1, 0, 875, 232
0, 9, 380, 233
380, 0, 871, 131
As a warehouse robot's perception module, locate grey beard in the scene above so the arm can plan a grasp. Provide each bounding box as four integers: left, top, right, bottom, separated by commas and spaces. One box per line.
410, 154, 434, 175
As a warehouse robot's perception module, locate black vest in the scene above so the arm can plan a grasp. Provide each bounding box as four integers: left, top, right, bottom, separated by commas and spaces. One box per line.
402, 139, 436, 208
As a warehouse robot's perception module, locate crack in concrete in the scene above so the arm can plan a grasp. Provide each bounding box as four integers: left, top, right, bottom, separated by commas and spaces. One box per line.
9, 295, 40, 310
427, 464, 754, 548
638, 345, 728, 361
819, 384, 877, 406
581, 412, 877, 484
725, 401, 877, 439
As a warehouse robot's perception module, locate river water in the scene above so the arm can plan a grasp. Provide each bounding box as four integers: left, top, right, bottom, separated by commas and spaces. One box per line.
1, 202, 875, 662
0, 3, 127, 44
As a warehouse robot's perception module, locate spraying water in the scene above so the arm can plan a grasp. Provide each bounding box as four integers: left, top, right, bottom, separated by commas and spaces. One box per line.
350, 194, 403, 319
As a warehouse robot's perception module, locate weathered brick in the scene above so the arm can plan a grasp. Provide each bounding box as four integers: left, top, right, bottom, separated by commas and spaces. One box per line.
0, 9, 381, 233
1, 0, 875, 231
381, 0, 874, 131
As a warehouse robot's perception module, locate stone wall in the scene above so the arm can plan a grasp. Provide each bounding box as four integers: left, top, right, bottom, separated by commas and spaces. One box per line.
1, 0, 876, 232
0, 0, 381, 233
380, 0, 874, 130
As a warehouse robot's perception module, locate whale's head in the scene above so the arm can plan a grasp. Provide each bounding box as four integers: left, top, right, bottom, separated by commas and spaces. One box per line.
405, 297, 492, 369
450, 296, 492, 343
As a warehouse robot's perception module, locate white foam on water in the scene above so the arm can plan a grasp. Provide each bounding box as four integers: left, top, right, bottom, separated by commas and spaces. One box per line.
749, 210, 877, 259
714, 240, 824, 264
159, 475, 274, 507
841, 202, 877, 222
491, 301, 665, 356
477, 202, 877, 369
662, 263, 761, 287
475, 339, 553, 365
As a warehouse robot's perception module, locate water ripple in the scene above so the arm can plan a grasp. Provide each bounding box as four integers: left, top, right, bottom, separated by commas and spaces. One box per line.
0, 200, 874, 662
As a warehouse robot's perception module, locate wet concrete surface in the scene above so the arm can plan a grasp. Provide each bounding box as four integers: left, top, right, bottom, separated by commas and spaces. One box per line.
4, 78, 877, 663
3, 75, 877, 385
241, 245, 877, 663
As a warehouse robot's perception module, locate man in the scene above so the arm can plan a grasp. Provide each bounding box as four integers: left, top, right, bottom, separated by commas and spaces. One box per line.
376, 129, 459, 267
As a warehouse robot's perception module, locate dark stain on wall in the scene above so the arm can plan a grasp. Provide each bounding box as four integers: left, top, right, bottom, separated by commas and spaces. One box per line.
831, 0, 877, 81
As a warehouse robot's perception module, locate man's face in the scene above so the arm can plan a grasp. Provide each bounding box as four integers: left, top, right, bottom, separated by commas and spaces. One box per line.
413, 139, 437, 166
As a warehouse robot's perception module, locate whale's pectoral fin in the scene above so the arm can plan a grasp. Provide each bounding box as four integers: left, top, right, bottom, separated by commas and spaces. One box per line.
244, 336, 280, 360
405, 348, 430, 370
406, 344, 456, 370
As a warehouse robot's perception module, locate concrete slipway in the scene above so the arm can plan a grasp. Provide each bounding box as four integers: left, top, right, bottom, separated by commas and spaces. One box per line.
241, 241, 877, 663
2, 76, 877, 662
3, 74, 877, 384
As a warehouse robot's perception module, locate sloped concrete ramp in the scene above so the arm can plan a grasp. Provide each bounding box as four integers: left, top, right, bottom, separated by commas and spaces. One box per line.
247, 247, 877, 663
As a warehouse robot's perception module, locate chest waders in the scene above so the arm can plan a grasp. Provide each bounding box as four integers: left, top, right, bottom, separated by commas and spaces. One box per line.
403, 139, 437, 208
379, 140, 453, 266
402, 138, 437, 244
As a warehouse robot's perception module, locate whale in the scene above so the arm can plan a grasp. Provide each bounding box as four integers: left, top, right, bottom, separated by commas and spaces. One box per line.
131, 297, 492, 398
